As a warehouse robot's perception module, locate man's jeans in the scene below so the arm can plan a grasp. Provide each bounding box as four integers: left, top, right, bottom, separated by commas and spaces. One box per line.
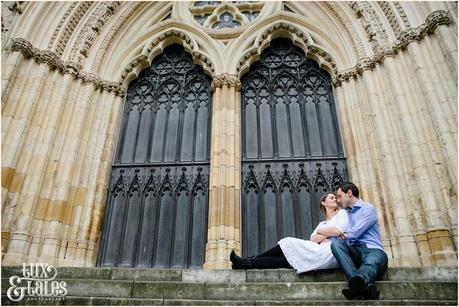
331, 240, 388, 284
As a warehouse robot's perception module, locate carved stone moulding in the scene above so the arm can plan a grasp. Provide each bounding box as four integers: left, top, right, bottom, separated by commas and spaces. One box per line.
7, 1, 25, 14
333, 10, 452, 87
211, 73, 241, 91
9, 37, 126, 97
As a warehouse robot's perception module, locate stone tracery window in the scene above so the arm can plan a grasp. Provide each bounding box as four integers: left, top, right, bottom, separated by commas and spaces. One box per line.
212, 12, 240, 29
190, 0, 264, 29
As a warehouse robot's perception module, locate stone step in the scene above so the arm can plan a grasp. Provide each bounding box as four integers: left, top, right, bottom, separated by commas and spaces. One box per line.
134, 281, 457, 301
2, 278, 456, 301
2, 266, 457, 283
2, 267, 456, 305
1, 296, 458, 306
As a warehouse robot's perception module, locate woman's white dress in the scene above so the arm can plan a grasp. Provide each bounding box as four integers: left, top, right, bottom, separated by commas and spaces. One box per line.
278, 209, 349, 274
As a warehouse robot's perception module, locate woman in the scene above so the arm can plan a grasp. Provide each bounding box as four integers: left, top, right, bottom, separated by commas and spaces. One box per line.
230, 192, 349, 273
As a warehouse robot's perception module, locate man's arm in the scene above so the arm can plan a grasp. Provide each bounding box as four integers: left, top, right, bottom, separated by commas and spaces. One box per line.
345, 204, 378, 239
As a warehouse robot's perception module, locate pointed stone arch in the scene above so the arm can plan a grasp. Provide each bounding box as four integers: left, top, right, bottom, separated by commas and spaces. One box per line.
235, 21, 339, 82
120, 29, 216, 89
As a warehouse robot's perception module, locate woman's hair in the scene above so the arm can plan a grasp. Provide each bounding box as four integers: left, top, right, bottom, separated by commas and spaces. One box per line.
319, 192, 336, 215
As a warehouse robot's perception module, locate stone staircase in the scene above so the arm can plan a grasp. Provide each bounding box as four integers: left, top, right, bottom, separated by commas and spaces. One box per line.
1, 266, 457, 305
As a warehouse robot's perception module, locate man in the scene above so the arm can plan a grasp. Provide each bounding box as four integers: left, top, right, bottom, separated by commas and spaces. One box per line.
332, 182, 388, 300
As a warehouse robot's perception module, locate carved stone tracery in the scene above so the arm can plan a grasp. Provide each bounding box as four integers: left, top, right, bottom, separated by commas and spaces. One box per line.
120, 29, 215, 86
190, 1, 264, 30
237, 22, 338, 81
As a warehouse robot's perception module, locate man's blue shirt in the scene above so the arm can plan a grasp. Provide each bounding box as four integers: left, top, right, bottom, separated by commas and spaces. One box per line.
345, 199, 384, 250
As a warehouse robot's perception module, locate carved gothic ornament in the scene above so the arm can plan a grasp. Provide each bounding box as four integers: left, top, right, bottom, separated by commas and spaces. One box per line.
71, 1, 121, 64
48, 2, 94, 57
322, 2, 366, 59
333, 10, 451, 87
7, 1, 25, 14
189, 1, 264, 30
91, 2, 145, 73
211, 73, 241, 91
10, 38, 126, 97
349, 1, 389, 51
120, 29, 215, 88
174, 1, 280, 40
237, 22, 338, 81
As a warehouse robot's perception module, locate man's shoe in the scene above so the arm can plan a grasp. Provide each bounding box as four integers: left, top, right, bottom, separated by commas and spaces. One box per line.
342, 288, 356, 300
349, 275, 367, 298
364, 283, 380, 300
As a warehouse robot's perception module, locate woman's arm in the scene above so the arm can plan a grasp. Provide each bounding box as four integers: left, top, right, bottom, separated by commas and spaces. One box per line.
310, 233, 328, 243
316, 210, 349, 237
315, 226, 343, 237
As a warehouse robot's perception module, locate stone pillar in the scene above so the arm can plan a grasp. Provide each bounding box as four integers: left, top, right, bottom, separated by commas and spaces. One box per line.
1, 40, 127, 266
364, 62, 424, 266
203, 74, 241, 269
378, 49, 456, 266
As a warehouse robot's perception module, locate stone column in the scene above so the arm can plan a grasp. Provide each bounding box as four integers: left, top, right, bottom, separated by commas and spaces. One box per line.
203, 74, 241, 269
383, 51, 457, 266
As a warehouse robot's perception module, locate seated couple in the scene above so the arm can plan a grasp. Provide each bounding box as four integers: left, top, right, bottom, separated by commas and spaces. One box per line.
230, 182, 388, 300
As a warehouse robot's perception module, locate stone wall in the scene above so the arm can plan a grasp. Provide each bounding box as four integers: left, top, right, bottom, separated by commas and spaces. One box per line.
1, 1, 457, 268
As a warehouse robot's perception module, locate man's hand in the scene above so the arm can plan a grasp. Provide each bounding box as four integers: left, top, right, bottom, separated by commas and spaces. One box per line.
339, 232, 349, 240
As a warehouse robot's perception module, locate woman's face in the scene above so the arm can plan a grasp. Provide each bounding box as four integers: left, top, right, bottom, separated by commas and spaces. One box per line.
322, 193, 338, 210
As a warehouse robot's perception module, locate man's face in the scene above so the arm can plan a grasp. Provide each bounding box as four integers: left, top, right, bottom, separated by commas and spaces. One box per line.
336, 188, 351, 208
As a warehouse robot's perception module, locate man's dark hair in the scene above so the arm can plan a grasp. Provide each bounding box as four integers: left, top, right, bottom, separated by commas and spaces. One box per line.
339, 182, 359, 198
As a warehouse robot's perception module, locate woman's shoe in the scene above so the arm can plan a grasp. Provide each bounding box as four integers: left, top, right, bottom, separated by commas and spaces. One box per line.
229, 250, 253, 269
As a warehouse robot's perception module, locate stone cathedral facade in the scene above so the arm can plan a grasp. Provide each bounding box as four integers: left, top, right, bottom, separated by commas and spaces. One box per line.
1, 1, 457, 269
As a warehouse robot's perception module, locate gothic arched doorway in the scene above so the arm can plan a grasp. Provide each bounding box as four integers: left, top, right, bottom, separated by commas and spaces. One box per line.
97, 45, 211, 268
241, 38, 348, 257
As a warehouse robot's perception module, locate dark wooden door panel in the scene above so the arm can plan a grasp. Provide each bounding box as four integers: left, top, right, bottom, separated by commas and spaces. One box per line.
241, 38, 348, 256
98, 45, 211, 268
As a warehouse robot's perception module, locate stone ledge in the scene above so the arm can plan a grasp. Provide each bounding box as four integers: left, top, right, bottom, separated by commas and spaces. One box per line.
2, 266, 456, 282
1, 296, 458, 306
2, 279, 456, 301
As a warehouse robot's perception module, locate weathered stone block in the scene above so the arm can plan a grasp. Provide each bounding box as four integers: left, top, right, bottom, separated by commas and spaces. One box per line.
111, 268, 182, 281
56, 267, 112, 280
61, 296, 93, 305
1, 267, 22, 279
164, 299, 255, 305
182, 269, 245, 283
387, 266, 457, 281
204, 282, 346, 300
91, 297, 163, 305
247, 269, 347, 282
378, 281, 458, 300
132, 281, 205, 299
65, 279, 132, 298
1, 296, 64, 306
